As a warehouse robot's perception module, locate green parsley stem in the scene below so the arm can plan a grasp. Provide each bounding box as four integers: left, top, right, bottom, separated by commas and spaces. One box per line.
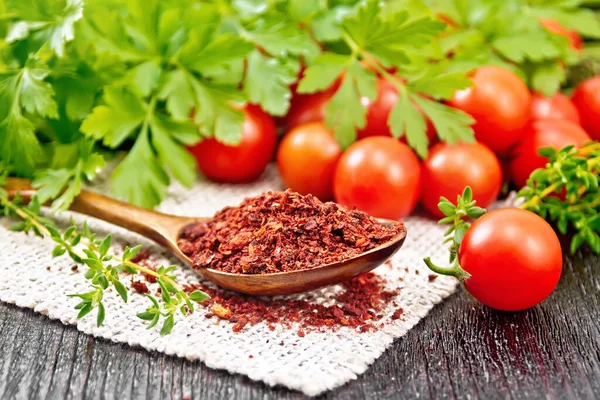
359, 51, 407, 90
10, 71, 24, 116
341, 32, 360, 56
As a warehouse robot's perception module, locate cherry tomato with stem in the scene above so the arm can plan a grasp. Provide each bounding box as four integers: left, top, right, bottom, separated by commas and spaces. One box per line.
277, 122, 342, 201
421, 142, 503, 219
509, 119, 591, 188
448, 66, 532, 155
572, 76, 600, 141
334, 137, 421, 220
426, 208, 562, 311
188, 105, 277, 183
531, 92, 580, 125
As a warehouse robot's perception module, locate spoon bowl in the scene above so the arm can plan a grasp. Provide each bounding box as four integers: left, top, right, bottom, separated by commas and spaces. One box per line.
6, 178, 407, 296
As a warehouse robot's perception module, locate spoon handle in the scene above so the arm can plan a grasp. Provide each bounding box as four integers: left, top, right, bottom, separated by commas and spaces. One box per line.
4, 178, 187, 247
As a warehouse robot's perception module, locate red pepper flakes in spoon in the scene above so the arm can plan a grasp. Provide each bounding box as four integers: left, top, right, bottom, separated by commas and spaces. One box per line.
177, 190, 404, 274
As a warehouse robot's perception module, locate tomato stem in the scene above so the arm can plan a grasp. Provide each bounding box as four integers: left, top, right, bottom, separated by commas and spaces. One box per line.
423, 257, 471, 281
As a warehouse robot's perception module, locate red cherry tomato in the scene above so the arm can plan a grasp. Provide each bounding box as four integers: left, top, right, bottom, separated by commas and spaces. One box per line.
540, 18, 583, 50
333, 137, 421, 220
509, 119, 591, 188
188, 105, 277, 183
357, 79, 437, 144
421, 142, 502, 218
531, 92, 580, 125
357, 79, 397, 139
448, 66, 532, 155
277, 122, 342, 201
572, 76, 600, 141
459, 208, 562, 311
284, 88, 334, 131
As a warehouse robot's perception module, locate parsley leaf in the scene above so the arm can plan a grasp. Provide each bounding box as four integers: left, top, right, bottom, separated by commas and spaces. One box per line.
111, 128, 169, 209
324, 61, 377, 149
81, 87, 145, 148
0, 112, 39, 176
20, 67, 58, 118
149, 115, 197, 188
388, 89, 429, 157
493, 31, 562, 63
33, 139, 104, 211
530, 60, 567, 96
244, 51, 299, 116
344, 0, 446, 67
180, 32, 254, 75
243, 16, 320, 58
297, 53, 347, 94
408, 66, 472, 100
0, 64, 59, 176
6, 0, 83, 57
413, 95, 475, 145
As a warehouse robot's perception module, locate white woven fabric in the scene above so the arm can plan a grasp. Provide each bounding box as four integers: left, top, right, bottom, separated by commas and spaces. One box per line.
0, 165, 463, 397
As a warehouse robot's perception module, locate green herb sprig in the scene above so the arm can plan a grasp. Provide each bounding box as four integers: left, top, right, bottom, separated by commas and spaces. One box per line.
518, 141, 600, 254
0, 174, 209, 334
422, 186, 485, 280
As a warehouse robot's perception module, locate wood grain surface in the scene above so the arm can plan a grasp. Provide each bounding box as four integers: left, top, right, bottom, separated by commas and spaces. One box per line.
0, 250, 598, 399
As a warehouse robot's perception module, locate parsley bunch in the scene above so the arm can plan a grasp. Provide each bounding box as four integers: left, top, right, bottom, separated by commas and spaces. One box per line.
0, 0, 474, 209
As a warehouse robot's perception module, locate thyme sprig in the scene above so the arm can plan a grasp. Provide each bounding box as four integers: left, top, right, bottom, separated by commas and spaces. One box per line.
518, 142, 600, 254
0, 173, 209, 334
422, 187, 485, 280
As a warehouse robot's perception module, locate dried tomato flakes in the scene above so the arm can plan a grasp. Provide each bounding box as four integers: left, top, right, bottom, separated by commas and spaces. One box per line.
182, 271, 399, 335
177, 191, 404, 274
130, 278, 149, 294
128, 191, 405, 335
391, 308, 404, 320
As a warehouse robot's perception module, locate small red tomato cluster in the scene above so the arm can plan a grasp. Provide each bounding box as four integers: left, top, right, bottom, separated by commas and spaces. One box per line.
185, 17, 599, 225
185, 69, 599, 224
180, 18, 597, 313
185, 71, 599, 224
276, 68, 598, 222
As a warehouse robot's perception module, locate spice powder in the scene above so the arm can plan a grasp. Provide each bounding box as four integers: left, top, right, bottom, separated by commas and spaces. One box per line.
130, 243, 406, 335
178, 190, 405, 274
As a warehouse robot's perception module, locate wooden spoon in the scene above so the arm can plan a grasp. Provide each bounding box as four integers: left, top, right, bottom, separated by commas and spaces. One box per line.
5, 178, 407, 296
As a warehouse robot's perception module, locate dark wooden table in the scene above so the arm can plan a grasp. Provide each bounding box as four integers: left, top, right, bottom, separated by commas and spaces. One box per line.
0, 249, 599, 399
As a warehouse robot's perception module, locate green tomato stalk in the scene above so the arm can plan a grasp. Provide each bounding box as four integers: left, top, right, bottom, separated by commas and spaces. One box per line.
422, 186, 484, 281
